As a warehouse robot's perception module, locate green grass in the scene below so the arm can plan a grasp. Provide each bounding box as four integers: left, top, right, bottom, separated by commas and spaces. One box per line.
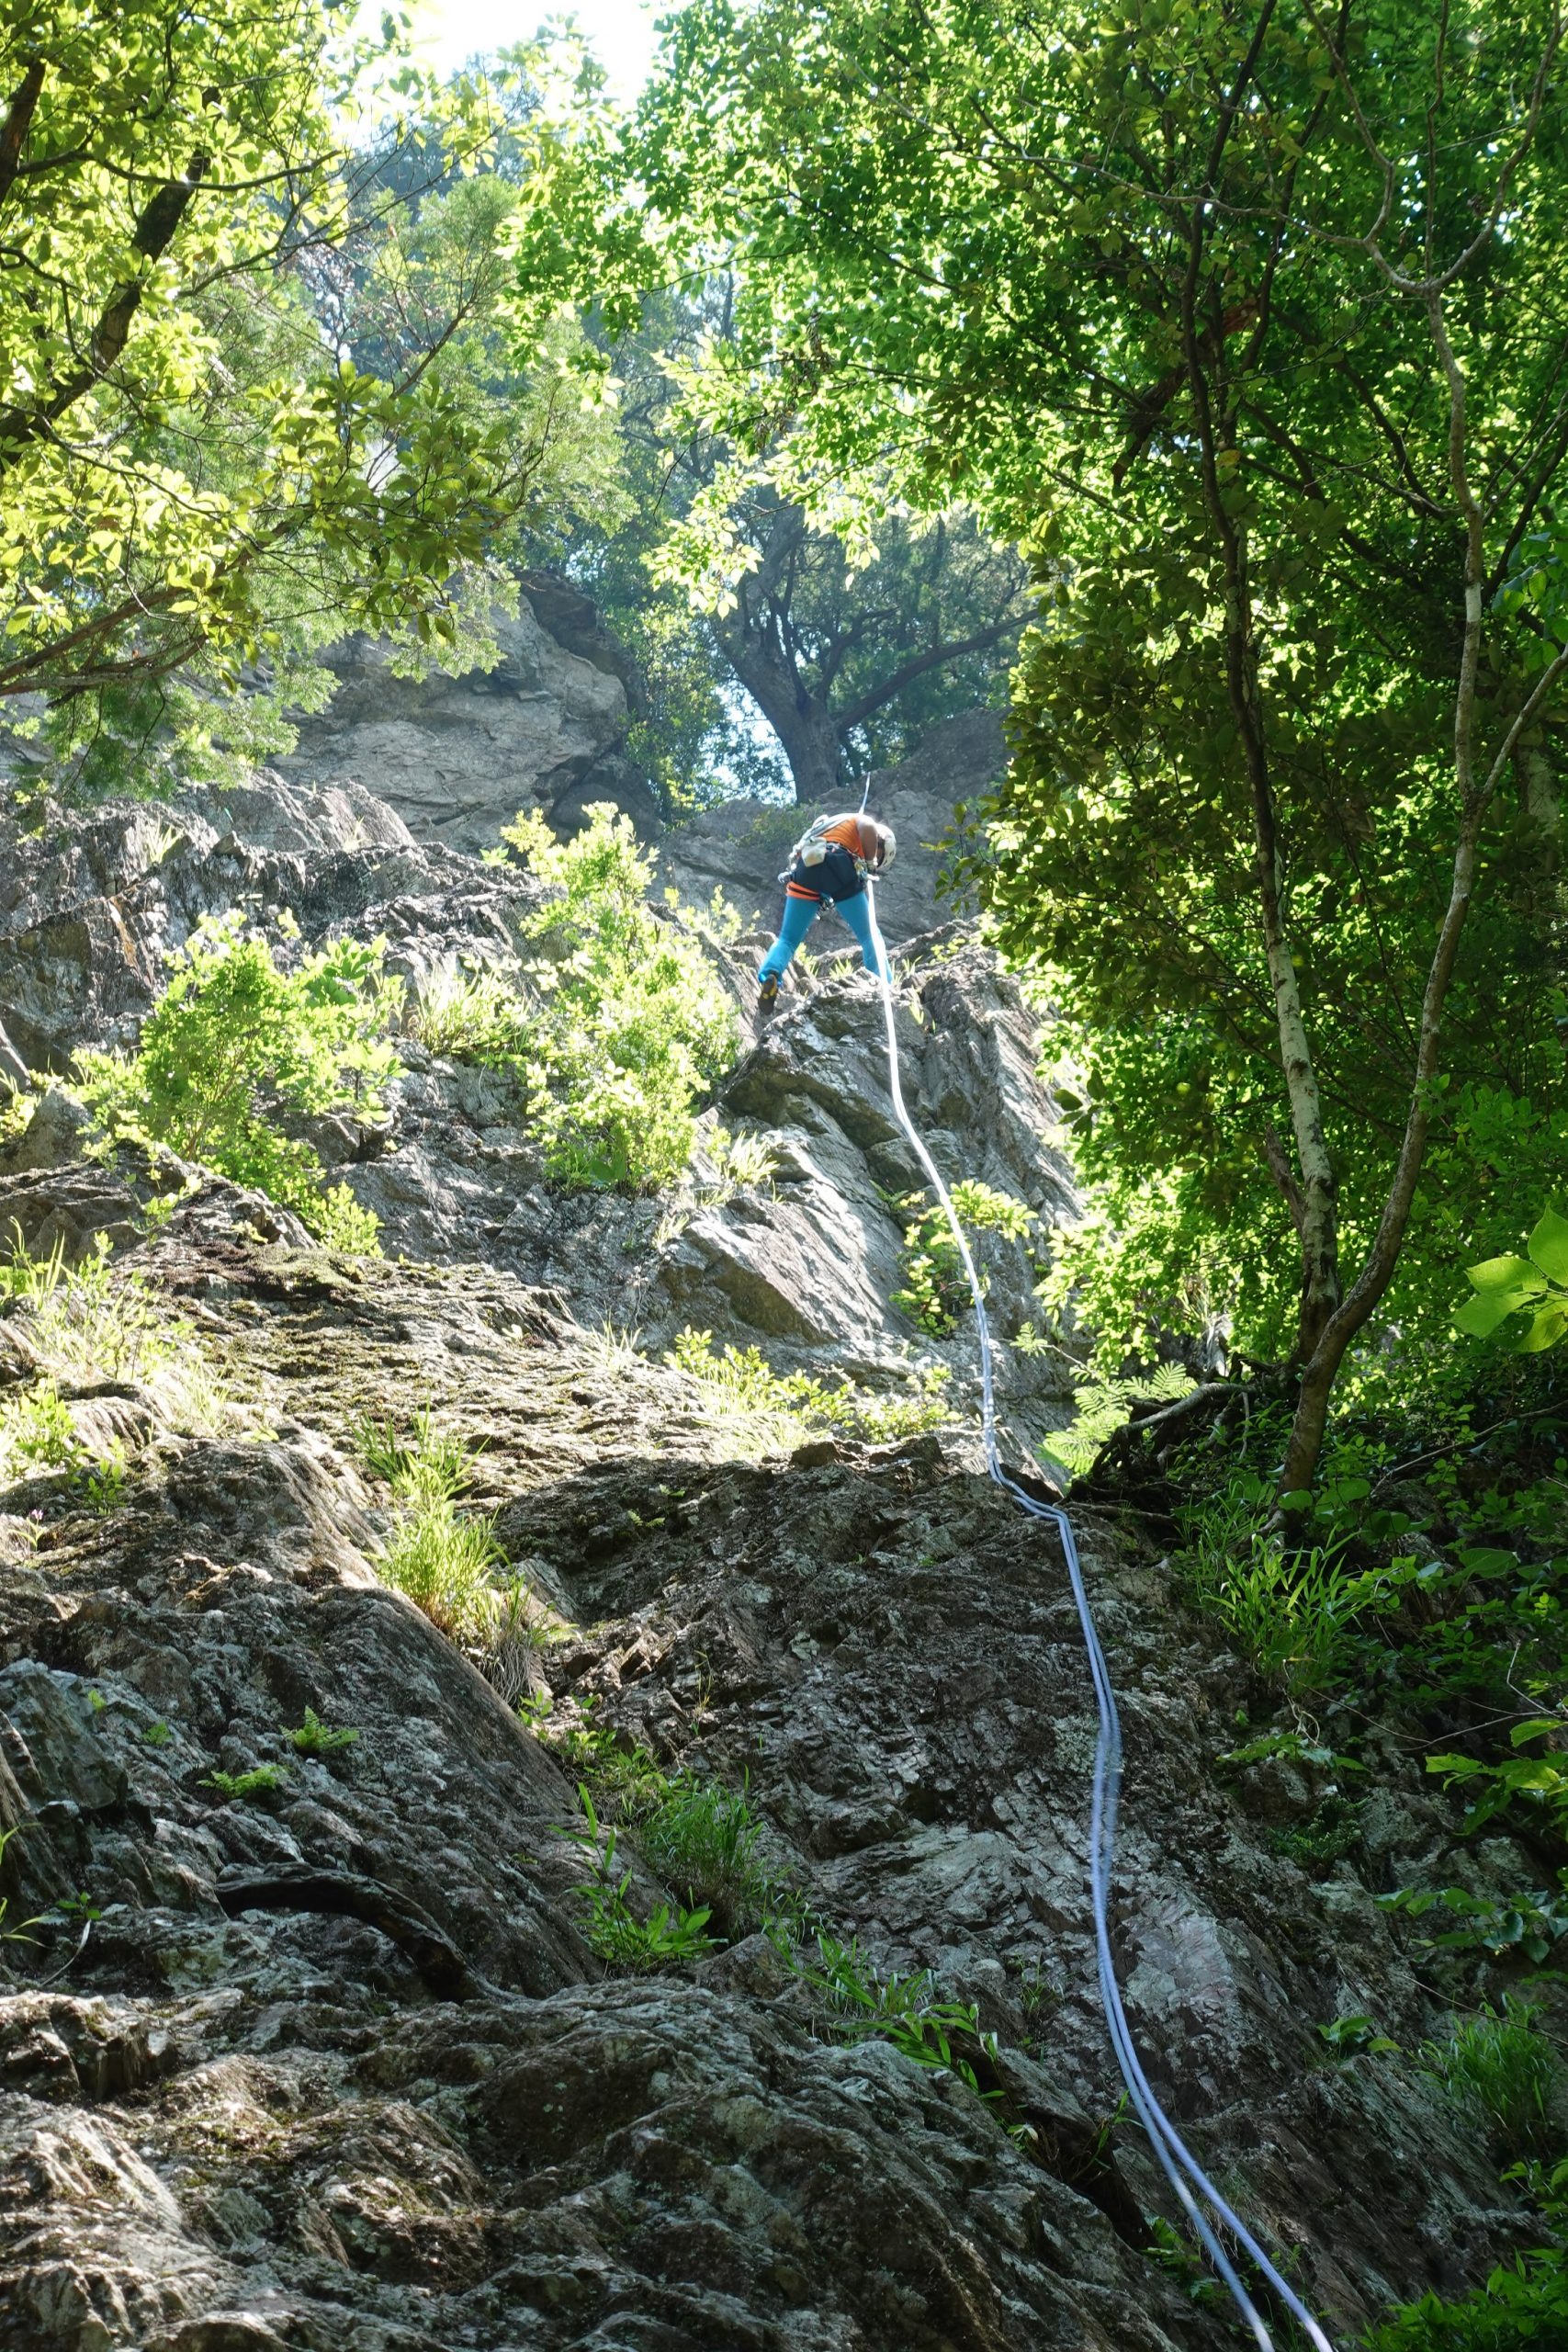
1421, 2000, 1564, 2164
405, 960, 525, 1059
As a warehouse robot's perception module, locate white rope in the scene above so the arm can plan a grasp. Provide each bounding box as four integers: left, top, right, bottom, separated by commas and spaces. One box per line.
861, 879, 1336, 2352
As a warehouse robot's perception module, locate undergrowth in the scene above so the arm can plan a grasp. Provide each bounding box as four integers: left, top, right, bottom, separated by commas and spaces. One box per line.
1163, 1365, 1568, 2343
666, 1327, 953, 1451
1420, 2001, 1564, 2165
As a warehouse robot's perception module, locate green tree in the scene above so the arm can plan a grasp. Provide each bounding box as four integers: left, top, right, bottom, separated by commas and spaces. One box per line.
573, 300, 1031, 806
511, 0, 1568, 1490
0, 4, 614, 795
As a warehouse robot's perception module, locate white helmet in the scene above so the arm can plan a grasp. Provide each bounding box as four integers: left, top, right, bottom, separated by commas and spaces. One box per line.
860, 816, 896, 870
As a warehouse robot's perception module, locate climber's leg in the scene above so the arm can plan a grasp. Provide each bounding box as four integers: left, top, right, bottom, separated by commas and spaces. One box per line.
758, 890, 822, 985
836, 886, 890, 980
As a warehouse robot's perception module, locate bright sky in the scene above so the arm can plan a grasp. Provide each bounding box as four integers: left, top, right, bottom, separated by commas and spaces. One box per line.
412, 0, 666, 100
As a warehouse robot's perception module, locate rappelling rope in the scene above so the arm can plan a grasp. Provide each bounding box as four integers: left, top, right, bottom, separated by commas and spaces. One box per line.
861, 878, 1336, 2352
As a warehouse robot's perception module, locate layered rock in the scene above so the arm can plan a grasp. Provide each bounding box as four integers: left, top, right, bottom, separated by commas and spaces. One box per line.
0, 756, 1537, 2352
0, 1222, 1521, 2349
275, 576, 661, 854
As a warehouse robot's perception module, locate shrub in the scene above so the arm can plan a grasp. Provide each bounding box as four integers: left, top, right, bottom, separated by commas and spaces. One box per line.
76, 913, 400, 1250
499, 804, 736, 1190
1421, 2001, 1564, 2164
893, 1179, 1035, 1337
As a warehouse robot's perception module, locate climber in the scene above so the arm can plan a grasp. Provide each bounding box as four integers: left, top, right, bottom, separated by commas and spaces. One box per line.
756, 810, 897, 1012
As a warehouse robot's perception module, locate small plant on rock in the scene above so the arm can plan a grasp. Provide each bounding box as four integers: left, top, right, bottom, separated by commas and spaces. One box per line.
1173, 1470, 1409, 1698
667, 1327, 953, 1452
1316, 2014, 1401, 2063
359, 1408, 508, 1642
563, 1791, 717, 1972
701, 1125, 778, 1201
287, 1708, 359, 1758
0, 1378, 92, 1481
797, 1931, 1001, 2101
200, 1764, 288, 1802
1, 1228, 227, 1446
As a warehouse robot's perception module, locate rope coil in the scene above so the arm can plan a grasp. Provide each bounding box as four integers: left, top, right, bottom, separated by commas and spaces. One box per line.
862, 881, 1336, 2352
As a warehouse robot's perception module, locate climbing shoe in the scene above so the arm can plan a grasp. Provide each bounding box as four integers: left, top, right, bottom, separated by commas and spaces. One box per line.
756, 974, 779, 1017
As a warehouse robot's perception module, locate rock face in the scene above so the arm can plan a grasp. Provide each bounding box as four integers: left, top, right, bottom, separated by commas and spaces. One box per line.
0, 757, 1537, 2351
660, 707, 1006, 944
0, 1226, 1523, 2351
276, 576, 661, 854
0, 771, 1079, 1448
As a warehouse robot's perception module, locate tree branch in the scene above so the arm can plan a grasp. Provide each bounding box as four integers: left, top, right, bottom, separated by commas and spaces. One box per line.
0, 57, 43, 206
836, 610, 1024, 729
0, 150, 209, 468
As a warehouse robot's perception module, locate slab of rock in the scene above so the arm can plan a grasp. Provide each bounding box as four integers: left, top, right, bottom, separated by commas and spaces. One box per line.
276, 581, 661, 854
0, 1215, 1527, 2348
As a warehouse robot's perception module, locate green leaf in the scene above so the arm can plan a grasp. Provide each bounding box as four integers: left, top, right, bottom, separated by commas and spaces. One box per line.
1465, 1253, 1542, 1294
1527, 1206, 1568, 1283
1454, 1289, 1536, 1338
1517, 1303, 1568, 1354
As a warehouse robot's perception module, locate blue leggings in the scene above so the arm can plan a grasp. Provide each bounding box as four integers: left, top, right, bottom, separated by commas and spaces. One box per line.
759, 888, 888, 984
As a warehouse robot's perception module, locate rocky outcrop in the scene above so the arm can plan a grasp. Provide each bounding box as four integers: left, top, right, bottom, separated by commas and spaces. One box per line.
0, 772, 1078, 1447
0, 1221, 1524, 2348
0, 757, 1538, 2351
276, 577, 661, 854
0, 773, 533, 1072
660, 707, 1006, 944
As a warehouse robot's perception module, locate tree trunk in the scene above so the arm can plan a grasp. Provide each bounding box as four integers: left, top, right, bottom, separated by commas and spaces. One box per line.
710, 616, 844, 802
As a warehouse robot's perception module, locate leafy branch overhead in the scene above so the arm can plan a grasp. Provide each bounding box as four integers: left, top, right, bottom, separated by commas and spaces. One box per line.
0, 6, 620, 794
507, 0, 1568, 1493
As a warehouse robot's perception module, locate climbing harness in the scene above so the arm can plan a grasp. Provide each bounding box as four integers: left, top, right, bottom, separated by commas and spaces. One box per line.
783, 810, 897, 887
861, 878, 1336, 2352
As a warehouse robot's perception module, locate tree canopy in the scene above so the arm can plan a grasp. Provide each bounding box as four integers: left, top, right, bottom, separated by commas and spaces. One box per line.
0, 1, 615, 792
511, 0, 1568, 1487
